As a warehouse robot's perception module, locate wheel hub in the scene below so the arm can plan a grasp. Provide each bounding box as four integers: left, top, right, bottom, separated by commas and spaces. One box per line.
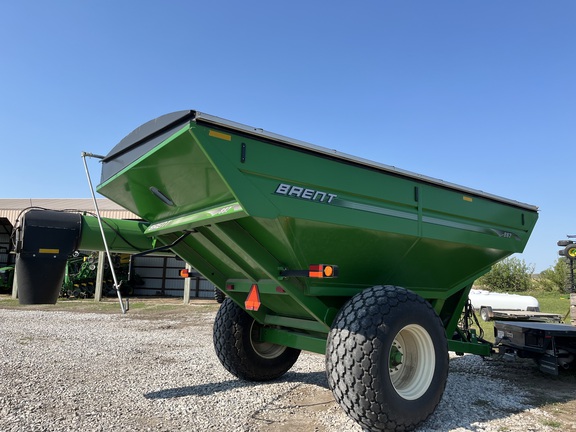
249, 322, 287, 359
389, 344, 404, 369
388, 324, 436, 400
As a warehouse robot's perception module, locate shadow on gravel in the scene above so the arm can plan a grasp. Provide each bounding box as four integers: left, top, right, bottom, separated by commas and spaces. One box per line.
144, 371, 328, 400
449, 353, 576, 405
144, 355, 576, 430
420, 354, 576, 431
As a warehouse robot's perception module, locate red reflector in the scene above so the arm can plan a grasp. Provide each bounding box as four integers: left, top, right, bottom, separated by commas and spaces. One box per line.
309, 264, 323, 278
179, 269, 189, 278
245, 284, 261, 311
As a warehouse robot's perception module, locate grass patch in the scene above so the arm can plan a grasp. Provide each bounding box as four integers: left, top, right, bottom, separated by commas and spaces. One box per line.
0, 294, 218, 315
542, 419, 562, 428
530, 291, 571, 319
0, 297, 19, 307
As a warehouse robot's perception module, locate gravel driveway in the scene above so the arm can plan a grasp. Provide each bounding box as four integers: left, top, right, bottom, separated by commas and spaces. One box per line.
0, 300, 573, 431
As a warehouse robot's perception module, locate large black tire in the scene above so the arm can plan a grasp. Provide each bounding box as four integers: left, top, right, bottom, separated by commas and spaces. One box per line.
214, 288, 225, 304
213, 298, 301, 381
326, 285, 449, 432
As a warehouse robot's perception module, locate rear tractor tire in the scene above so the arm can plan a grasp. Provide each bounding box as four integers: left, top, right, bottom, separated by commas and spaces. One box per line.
326, 285, 449, 432
213, 298, 301, 381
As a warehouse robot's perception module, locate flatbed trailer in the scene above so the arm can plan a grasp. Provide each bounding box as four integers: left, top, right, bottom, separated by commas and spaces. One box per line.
494, 321, 576, 375
482, 307, 563, 323
14, 110, 541, 432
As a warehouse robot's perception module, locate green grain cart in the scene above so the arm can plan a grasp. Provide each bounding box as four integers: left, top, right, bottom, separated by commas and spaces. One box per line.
15, 111, 538, 431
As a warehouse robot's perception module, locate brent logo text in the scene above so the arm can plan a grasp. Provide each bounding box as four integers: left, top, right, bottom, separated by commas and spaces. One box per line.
275, 183, 337, 204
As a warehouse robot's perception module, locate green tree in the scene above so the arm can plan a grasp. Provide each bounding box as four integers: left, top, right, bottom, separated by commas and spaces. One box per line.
536, 259, 570, 293
476, 257, 534, 292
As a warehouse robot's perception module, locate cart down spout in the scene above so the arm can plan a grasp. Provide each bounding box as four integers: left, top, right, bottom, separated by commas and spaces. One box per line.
14, 209, 154, 304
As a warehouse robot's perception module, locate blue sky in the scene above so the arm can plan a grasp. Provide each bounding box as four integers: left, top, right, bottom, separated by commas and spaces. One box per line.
1, 1, 574, 272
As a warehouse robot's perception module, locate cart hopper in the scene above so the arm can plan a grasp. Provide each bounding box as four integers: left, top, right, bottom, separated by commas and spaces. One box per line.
97, 111, 536, 324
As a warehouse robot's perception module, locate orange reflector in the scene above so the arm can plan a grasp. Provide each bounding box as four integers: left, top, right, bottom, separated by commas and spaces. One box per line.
209, 130, 232, 141
179, 269, 190, 278
309, 264, 339, 278
245, 284, 261, 311
39, 248, 59, 254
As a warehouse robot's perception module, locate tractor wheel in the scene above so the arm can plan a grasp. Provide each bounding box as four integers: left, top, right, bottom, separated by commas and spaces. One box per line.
213, 298, 301, 381
565, 245, 576, 260
326, 285, 448, 432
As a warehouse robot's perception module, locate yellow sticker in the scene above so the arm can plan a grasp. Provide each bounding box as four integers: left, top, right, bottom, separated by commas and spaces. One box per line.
39, 248, 59, 254
463, 196, 473, 202
209, 130, 232, 141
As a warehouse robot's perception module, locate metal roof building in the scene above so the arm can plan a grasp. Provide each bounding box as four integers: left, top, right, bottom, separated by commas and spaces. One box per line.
0, 198, 140, 293
0, 198, 138, 226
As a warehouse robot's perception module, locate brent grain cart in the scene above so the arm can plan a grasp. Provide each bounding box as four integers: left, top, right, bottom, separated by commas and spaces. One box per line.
14, 111, 539, 431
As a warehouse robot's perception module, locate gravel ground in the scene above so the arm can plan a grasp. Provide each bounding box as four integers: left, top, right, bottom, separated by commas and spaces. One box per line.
0, 303, 573, 432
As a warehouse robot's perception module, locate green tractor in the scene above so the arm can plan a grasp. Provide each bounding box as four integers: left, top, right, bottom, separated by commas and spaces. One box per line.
0, 265, 14, 292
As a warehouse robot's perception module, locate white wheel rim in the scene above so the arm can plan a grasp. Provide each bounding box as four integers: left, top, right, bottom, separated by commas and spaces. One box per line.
250, 322, 287, 359
388, 324, 435, 400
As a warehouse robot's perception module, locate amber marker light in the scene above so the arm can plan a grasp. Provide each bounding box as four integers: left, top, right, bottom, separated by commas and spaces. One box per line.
308, 264, 339, 278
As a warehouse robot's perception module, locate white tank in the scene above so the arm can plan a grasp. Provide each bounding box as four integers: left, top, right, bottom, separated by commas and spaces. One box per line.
469, 289, 539, 312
